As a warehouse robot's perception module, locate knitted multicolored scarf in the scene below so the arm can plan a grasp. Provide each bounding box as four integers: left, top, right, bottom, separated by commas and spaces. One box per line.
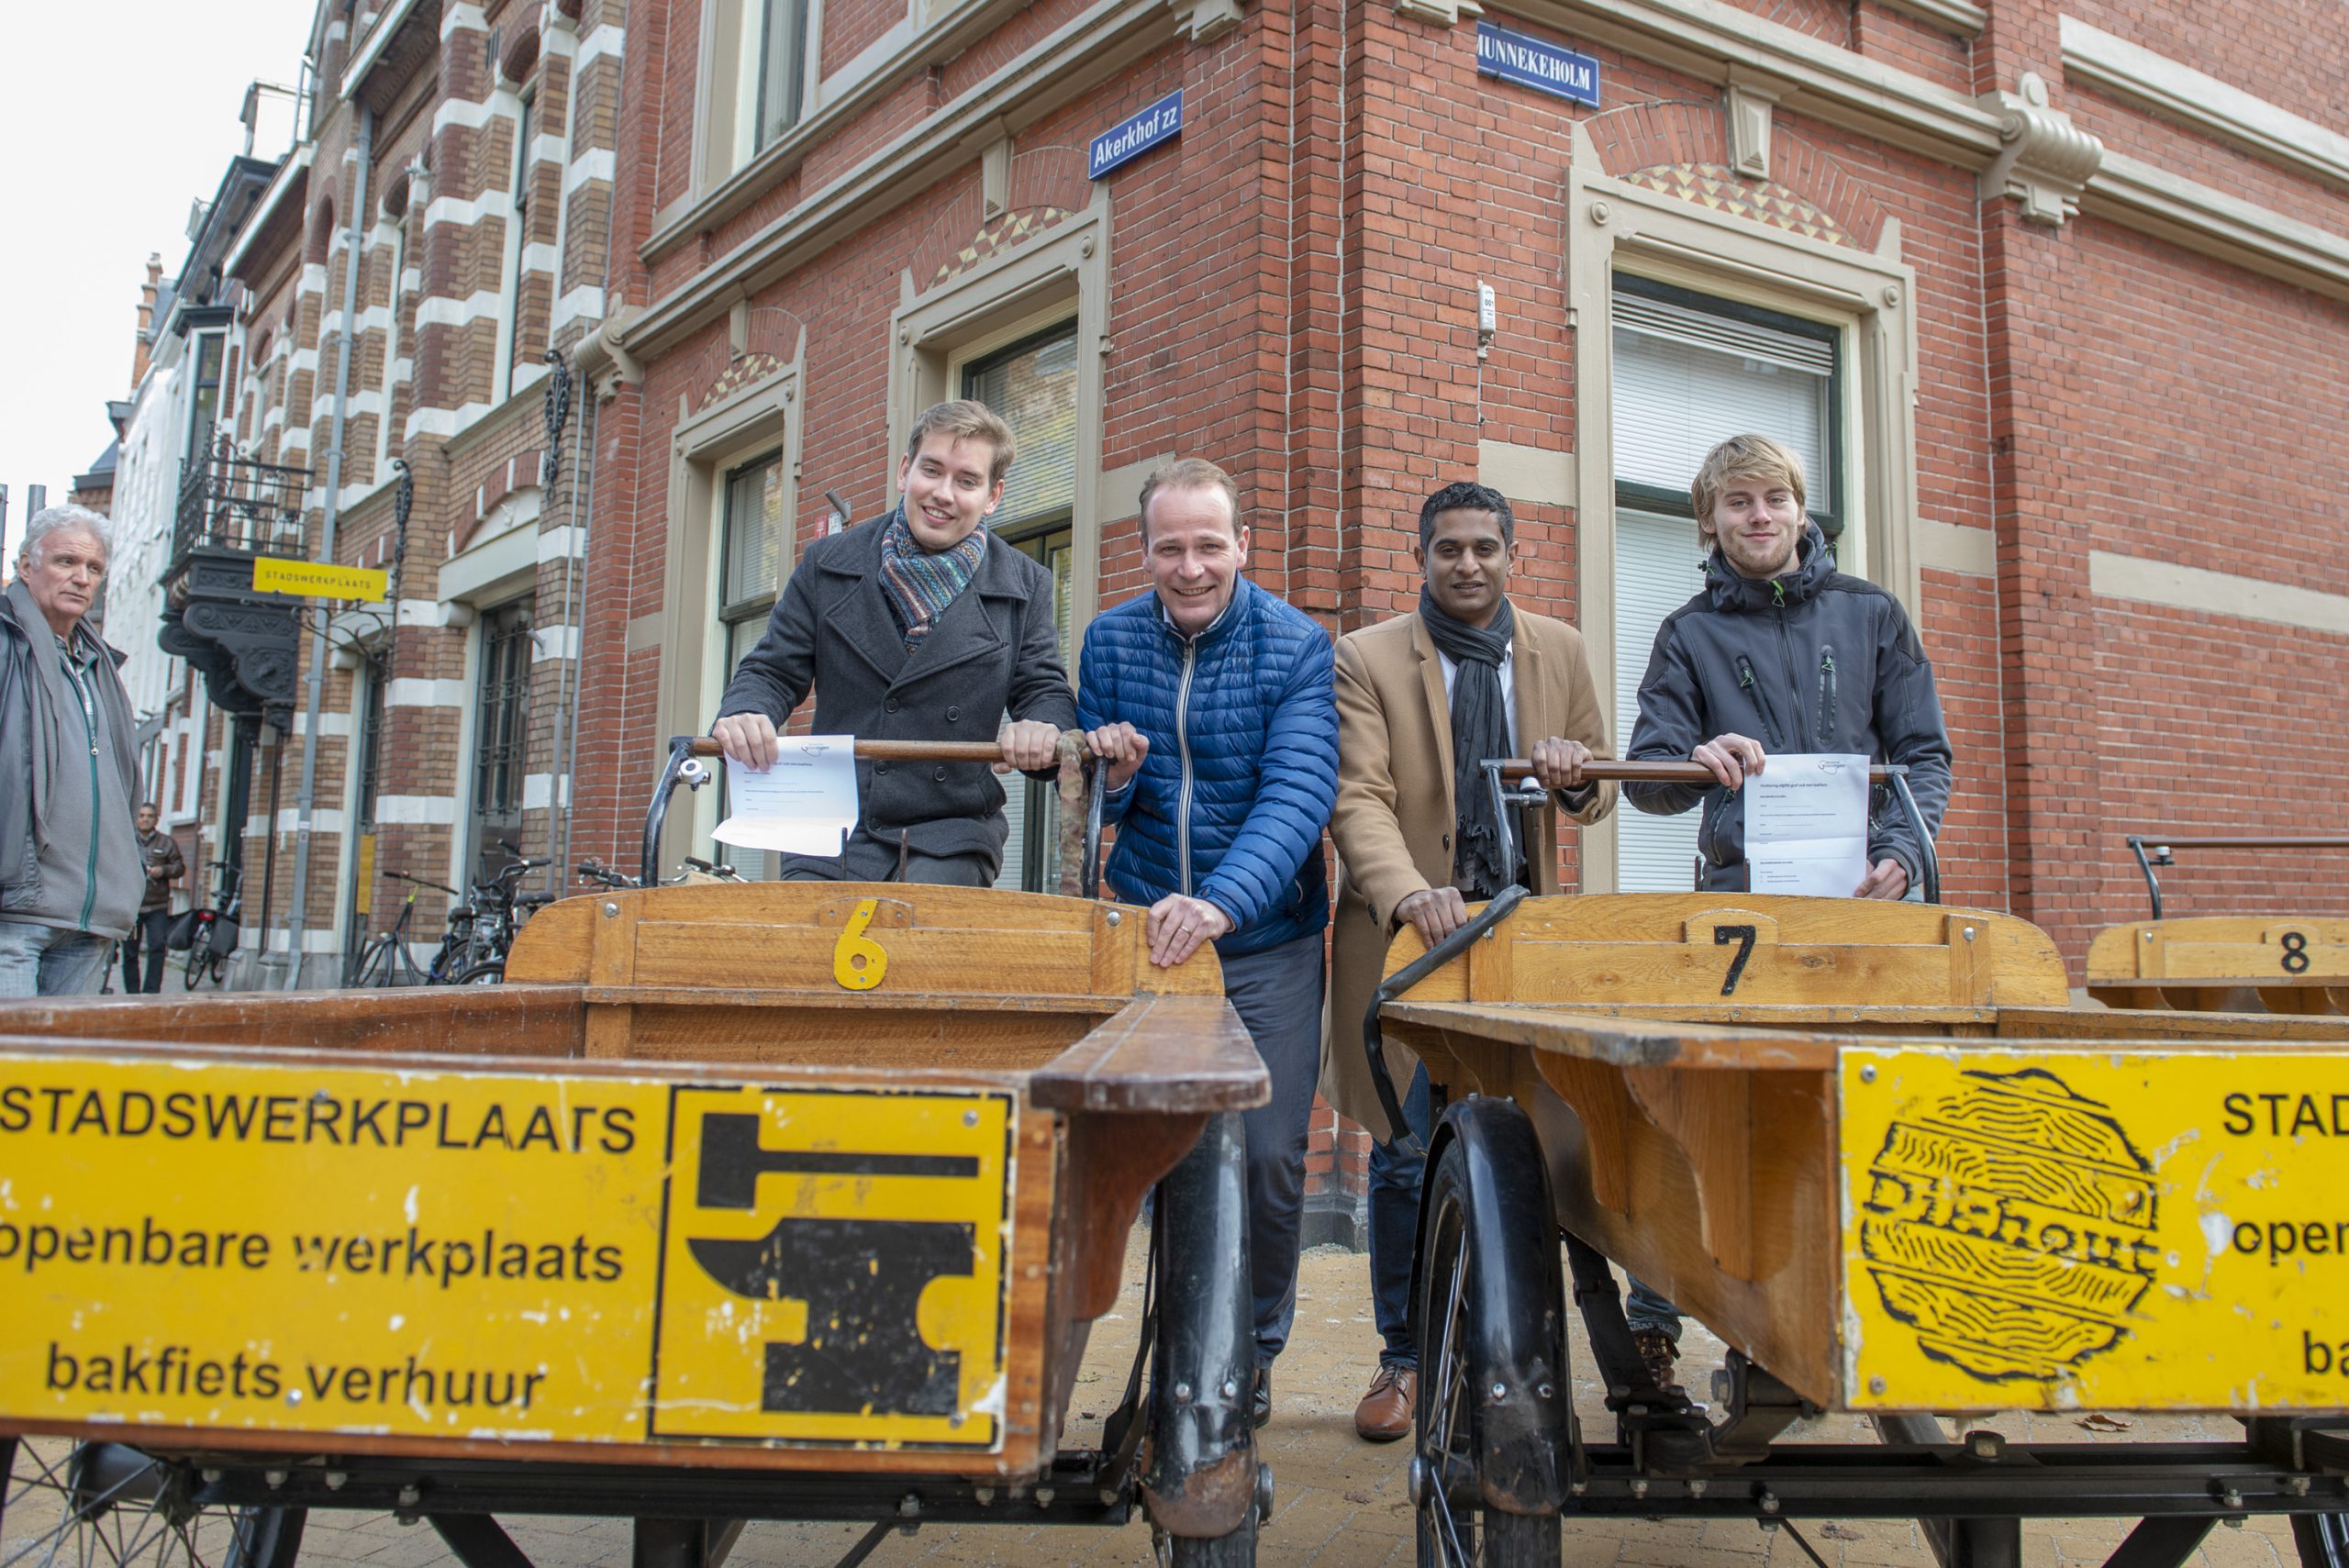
877, 509, 988, 650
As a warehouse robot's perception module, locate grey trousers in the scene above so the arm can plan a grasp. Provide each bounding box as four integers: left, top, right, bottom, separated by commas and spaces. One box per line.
1218, 929, 1328, 1367
778, 827, 994, 885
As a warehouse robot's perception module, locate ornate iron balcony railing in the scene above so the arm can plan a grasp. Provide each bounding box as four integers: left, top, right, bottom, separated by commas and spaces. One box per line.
173, 442, 311, 567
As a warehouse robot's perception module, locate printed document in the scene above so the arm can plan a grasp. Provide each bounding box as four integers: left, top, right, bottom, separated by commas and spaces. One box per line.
713, 736, 860, 857
1743, 752, 1869, 897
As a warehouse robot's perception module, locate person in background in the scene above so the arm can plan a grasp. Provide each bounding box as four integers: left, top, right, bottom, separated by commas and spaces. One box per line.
709, 399, 1076, 884
1078, 457, 1339, 1429
0, 506, 143, 997
1322, 481, 1615, 1440
119, 802, 184, 994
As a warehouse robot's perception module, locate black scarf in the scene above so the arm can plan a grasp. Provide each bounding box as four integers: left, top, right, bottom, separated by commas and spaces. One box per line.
1419, 590, 1518, 898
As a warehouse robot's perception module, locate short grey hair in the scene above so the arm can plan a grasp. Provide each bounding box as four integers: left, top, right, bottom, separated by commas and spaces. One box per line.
21, 504, 113, 567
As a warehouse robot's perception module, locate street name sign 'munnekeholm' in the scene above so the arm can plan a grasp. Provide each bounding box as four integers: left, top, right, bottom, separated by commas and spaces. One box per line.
1475, 22, 1600, 107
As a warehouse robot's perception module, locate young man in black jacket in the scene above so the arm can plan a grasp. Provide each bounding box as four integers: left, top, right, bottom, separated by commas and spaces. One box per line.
1627, 432, 1952, 896
709, 400, 1076, 884
1620, 432, 1954, 1390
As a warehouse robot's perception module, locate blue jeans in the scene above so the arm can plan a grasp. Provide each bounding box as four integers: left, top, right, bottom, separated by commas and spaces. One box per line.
1367, 1062, 1432, 1367
0, 919, 117, 998
1627, 1278, 1683, 1340
1219, 930, 1328, 1368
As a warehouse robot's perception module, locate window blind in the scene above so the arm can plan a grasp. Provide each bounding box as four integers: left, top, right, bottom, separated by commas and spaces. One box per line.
966, 326, 1079, 535
1609, 283, 1838, 891
1612, 510, 1709, 892
1611, 305, 1831, 506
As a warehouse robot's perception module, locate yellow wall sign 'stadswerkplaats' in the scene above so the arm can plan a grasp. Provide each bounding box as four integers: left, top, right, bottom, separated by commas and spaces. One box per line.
250, 558, 390, 602
1842, 1048, 2349, 1413
0, 1054, 1015, 1451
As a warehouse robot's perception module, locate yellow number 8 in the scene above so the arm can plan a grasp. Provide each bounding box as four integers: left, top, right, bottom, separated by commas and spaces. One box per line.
833, 897, 889, 991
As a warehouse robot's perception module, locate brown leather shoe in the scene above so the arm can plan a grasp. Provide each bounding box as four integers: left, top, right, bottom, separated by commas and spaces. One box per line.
1630, 1329, 1685, 1399
1353, 1363, 1417, 1442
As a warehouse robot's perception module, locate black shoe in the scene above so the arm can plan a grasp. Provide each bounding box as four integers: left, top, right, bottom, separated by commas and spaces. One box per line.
1252, 1366, 1272, 1429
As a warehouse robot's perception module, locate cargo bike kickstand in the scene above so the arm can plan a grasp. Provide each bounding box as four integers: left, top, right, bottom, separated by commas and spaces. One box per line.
0, 735, 1272, 1568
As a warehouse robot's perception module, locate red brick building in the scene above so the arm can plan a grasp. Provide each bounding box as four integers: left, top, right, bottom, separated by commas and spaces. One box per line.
167, 0, 629, 983
550, 0, 2346, 1224
568, 0, 2347, 943
159, 0, 2345, 1032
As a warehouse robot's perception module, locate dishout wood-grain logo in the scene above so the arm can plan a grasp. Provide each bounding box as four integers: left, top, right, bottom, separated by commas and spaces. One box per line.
1856, 1066, 2160, 1384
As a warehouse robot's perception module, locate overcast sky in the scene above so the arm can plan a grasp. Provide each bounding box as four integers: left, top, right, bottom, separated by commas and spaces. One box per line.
0, 0, 318, 569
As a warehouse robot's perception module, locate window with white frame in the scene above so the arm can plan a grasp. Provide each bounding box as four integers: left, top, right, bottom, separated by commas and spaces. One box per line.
713, 449, 787, 877
961, 321, 1078, 893
469, 599, 535, 885
1609, 274, 1843, 892
708, 0, 812, 180
497, 94, 535, 400
184, 329, 226, 469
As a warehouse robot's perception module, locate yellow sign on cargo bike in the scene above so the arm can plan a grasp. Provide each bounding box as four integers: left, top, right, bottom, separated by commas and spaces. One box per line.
1842, 1048, 2349, 1412
0, 1054, 1014, 1451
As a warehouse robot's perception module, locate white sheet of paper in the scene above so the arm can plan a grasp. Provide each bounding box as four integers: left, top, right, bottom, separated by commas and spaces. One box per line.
712, 736, 860, 857
1743, 752, 1870, 897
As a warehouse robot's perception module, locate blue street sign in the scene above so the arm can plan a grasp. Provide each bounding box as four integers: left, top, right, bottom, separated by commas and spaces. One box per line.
1088, 91, 1184, 180
1475, 22, 1600, 107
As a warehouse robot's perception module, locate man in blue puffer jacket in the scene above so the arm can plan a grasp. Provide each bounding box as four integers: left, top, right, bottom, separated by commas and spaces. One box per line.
1078, 457, 1338, 1428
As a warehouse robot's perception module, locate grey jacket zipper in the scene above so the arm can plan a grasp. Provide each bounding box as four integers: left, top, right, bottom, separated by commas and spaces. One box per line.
1174, 639, 1197, 896
1817, 645, 1838, 748
61, 650, 102, 930
1775, 606, 1810, 743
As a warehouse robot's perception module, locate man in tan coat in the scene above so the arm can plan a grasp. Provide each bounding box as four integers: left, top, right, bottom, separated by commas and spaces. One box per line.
1322, 481, 1616, 1441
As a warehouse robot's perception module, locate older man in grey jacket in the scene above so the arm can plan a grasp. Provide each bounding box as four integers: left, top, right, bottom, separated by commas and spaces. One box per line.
0, 506, 143, 996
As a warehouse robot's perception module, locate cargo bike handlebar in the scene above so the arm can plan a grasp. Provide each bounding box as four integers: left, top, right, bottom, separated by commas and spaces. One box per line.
643, 734, 1108, 893
1364, 758, 1938, 1147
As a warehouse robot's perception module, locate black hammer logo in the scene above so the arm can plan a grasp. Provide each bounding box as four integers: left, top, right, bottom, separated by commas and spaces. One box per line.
686, 1112, 976, 1417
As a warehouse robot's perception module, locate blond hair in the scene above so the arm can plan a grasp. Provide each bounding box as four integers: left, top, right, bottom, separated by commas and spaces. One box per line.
905, 399, 1017, 484
1137, 457, 1241, 540
1688, 434, 1808, 526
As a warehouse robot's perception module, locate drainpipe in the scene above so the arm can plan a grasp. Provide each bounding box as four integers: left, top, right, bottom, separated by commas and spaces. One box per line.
282, 103, 373, 989
552, 382, 596, 887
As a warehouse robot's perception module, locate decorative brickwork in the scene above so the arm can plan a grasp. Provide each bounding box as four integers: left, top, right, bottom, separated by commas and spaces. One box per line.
927, 206, 1076, 287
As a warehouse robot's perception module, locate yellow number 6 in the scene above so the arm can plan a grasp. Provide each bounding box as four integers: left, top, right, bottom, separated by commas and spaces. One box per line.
832, 897, 889, 991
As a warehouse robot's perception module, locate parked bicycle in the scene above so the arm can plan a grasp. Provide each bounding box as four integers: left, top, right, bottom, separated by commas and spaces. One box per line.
574, 857, 639, 890
351, 870, 457, 987
434, 856, 553, 984
575, 855, 743, 889
176, 861, 241, 989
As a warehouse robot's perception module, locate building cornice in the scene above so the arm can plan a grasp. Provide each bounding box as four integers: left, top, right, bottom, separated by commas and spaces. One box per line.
222, 144, 316, 281
646, 0, 1097, 263
2083, 151, 2349, 303
340, 0, 427, 102
621, 0, 1178, 359
1505, 0, 2346, 288
1872, 0, 1983, 39
2060, 16, 2349, 195
1508, 0, 2005, 164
